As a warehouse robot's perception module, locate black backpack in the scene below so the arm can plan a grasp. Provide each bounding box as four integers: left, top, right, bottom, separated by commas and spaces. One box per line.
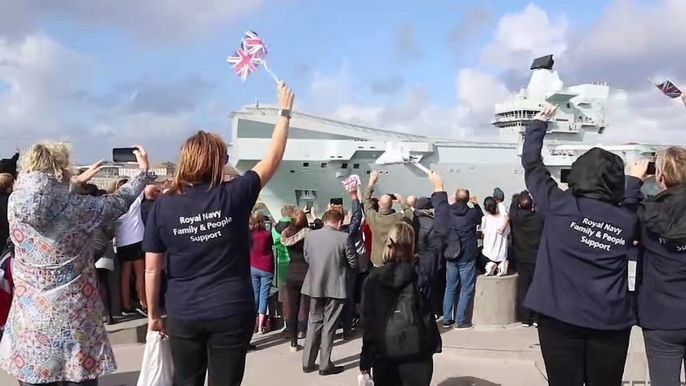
443, 226, 463, 261
381, 281, 431, 360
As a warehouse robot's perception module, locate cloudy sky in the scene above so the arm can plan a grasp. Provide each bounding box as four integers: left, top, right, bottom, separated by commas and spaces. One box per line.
1, 0, 685, 164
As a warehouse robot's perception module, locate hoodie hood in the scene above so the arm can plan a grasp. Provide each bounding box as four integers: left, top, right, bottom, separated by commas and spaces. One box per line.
638, 184, 686, 244
376, 261, 416, 291
9, 172, 70, 228
567, 147, 625, 204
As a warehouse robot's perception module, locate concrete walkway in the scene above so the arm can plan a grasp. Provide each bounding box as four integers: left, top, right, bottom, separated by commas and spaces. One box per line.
0, 325, 655, 385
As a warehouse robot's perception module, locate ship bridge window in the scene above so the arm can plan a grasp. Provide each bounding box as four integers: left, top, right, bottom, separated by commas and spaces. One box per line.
320, 163, 327, 168
341, 163, 348, 169
560, 169, 571, 183
303, 162, 309, 167
353, 163, 360, 169
566, 103, 571, 109
290, 170, 295, 174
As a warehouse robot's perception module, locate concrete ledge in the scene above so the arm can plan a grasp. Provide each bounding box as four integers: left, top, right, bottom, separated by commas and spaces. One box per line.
473, 273, 518, 327
106, 317, 149, 345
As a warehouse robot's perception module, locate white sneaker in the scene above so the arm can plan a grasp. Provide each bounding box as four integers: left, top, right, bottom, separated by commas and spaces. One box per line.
496, 260, 509, 277
485, 262, 497, 276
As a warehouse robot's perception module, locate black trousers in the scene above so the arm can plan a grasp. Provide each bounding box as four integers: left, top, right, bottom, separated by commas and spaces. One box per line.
537, 314, 630, 386
643, 328, 686, 386
167, 313, 254, 386
430, 269, 446, 317
517, 262, 536, 324
19, 381, 97, 386
286, 280, 308, 346
372, 357, 434, 386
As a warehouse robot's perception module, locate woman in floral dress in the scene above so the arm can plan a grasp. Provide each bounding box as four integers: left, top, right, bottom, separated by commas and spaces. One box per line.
0, 142, 154, 386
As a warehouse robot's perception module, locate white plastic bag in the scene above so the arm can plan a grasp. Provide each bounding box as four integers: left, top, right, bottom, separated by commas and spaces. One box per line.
358, 373, 374, 386
137, 331, 174, 386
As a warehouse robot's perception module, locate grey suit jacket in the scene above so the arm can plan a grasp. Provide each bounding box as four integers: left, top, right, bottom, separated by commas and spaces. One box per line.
301, 225, 358, 299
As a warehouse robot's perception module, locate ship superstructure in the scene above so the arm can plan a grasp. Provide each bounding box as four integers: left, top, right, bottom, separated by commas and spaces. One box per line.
229, 55, 662, 217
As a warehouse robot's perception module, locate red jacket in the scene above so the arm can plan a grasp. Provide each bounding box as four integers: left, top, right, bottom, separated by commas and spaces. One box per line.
362, 221, 373, 261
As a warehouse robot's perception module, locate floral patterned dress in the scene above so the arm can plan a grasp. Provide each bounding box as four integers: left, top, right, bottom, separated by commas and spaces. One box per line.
0, 170, 152, 383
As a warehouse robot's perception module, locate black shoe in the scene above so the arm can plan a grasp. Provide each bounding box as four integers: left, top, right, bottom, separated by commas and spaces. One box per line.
303, 365, 318, 374
135, 307, 148, 318
121, 308, 137, 316
442, 320, 455, 328
319, 366, 344, 376
247, 343, 257, 352
342, 329, 356, 340
456, 323, 474, 330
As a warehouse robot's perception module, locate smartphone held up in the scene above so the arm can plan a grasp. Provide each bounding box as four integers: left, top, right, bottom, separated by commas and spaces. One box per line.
113, 147, 137, 163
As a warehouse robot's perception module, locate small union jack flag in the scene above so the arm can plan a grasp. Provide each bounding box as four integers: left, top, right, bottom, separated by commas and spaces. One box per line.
227, 43, 260, 81
341, 175, 361, 191
654, 80, 683, 99
244, 30, 268, 56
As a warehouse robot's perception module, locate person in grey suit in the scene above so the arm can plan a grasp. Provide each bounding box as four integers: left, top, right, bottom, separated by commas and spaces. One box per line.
301, 209, 358, 376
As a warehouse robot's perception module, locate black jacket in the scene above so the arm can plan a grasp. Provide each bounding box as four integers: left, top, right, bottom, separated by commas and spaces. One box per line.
359, 262, 441, 371
510, 207, 544, 264
521, 119, 638, 330
625, 177, 686, 329
414, 207, 445, 297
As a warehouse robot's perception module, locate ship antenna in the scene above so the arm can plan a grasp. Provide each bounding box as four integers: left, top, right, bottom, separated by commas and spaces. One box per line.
254, 96, 259, 108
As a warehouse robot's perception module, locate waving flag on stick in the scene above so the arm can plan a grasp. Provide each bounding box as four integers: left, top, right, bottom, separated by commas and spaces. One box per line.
649, 78, 683, 99
227, 43, 260, 81
227, 30, 279, 83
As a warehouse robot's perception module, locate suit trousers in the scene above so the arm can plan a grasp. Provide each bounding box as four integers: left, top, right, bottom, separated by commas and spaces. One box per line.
302, 297, 345, 370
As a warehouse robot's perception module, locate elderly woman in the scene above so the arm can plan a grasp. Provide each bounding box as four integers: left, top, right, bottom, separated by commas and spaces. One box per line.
0, 142, 154, 386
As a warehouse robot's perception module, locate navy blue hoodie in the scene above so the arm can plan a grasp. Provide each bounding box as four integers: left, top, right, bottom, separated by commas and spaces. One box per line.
625, 177, 686, 330
522, 120, 638, 330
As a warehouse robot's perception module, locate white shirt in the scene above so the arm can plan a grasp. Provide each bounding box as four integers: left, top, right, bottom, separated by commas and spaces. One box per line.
115, 195, 145, 247
498, 202, 507, 216
481, 213, 510, 262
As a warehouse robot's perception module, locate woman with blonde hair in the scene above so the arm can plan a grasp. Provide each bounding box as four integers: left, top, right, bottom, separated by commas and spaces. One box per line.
143, 82, 294, 385
626, 147, 686, 386
359, 220, 442, 385
249, 211, 274, 334
0, 142, 153, 386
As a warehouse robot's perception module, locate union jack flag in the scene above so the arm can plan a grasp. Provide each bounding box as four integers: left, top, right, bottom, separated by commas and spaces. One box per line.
654, 80, 683, 99
244, 30, 268, 56
342, 174, 361, 191
227, 43, 260, 81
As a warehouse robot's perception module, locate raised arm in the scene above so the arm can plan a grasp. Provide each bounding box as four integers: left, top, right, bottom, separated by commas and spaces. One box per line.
623, 160, 648, 211
429, 171, 449, 237
348, 188, 363, 240
394, 194, 414, 222
522, 104, 565, 214
77, 147, 153, 232
251, 83, 295, 188
362, 171, 380, 226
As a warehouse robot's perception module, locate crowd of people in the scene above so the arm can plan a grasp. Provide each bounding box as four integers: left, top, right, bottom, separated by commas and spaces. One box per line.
0, 84, 685, 386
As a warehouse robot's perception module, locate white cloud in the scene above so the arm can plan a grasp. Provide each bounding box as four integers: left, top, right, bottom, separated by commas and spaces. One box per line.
0, 35, 214, 161
481, 4, 568, 70
307, 0, 686, 144
0, 0, 266, 43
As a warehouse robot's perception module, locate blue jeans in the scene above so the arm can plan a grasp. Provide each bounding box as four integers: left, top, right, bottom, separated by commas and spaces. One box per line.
443, 258, 476, 324
251, 267, 273, 315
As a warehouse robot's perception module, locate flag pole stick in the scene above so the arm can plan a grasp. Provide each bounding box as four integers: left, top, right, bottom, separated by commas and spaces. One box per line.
262, 61, 280, 83
411, 162, 431, 175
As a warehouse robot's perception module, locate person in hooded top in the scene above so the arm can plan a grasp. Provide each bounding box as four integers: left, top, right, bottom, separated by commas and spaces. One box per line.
624, 149, 686, 386
359, 172, 445, 385
521, 103, 638, 386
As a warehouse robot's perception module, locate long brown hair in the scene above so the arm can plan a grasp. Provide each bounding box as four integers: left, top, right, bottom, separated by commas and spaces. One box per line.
291, 210, 309, 229
382, 222, 415, 264
249, 212, 266, 231
169, 131, 227, 195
